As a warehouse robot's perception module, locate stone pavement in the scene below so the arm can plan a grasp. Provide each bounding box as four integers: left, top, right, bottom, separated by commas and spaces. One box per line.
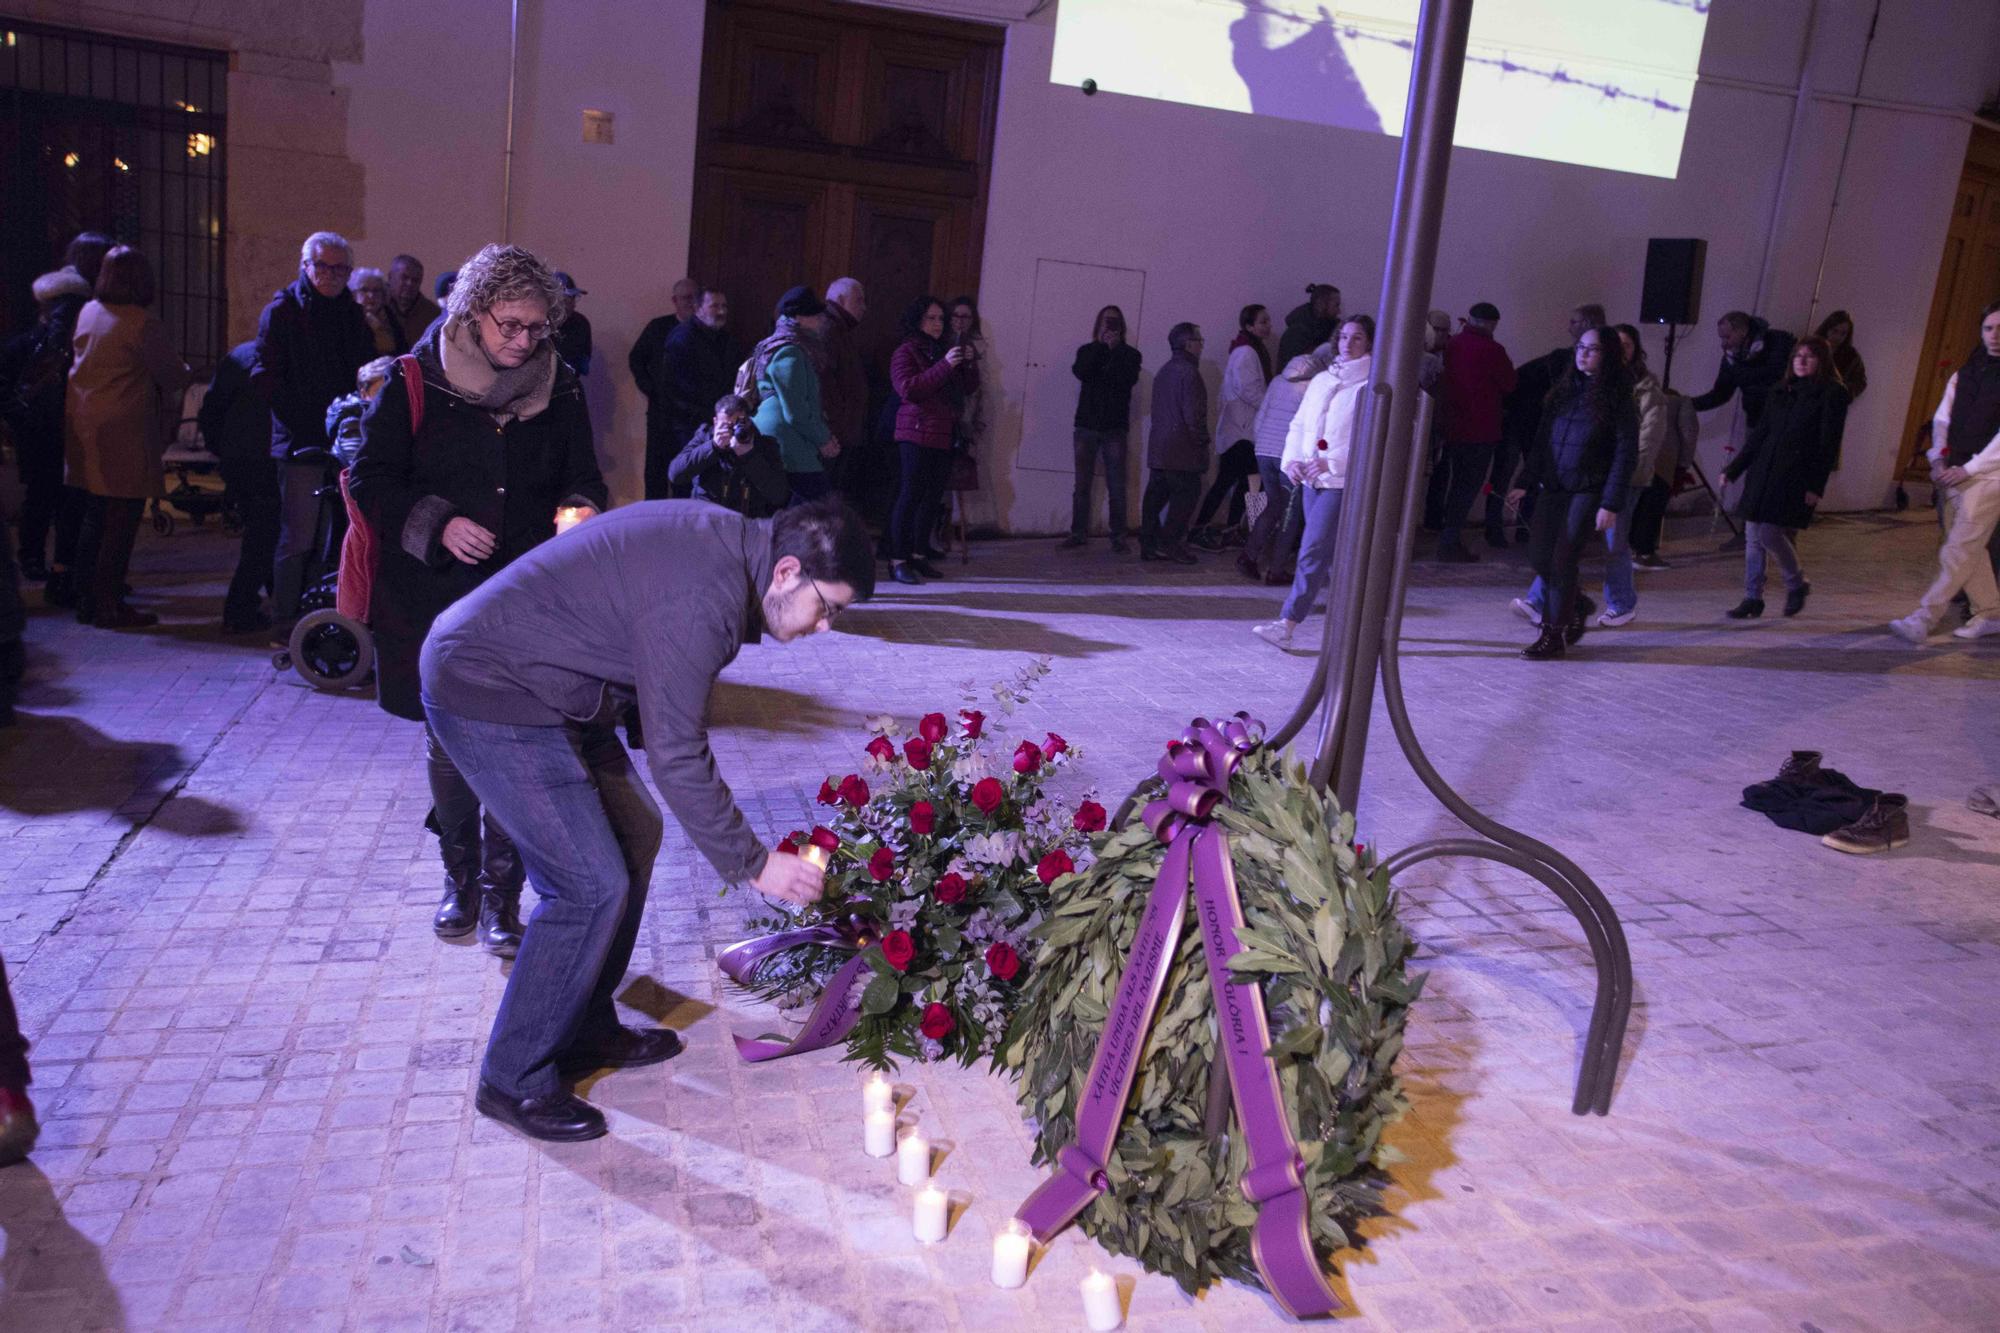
1, 508, 1997, 1332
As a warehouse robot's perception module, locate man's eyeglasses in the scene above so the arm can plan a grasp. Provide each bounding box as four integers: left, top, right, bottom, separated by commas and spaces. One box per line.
808, 577, 843, 626
484, 310, 553, 343
307, 260, 353, 277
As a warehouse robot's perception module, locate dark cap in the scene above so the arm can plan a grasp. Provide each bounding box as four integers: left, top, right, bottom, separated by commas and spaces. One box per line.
775, 284, 826, 320
554, 271, 587, 297
1469, 301, 1500, 322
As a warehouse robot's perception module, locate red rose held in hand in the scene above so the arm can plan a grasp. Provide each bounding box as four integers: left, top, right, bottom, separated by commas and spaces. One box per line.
817, 779, 839, 806
909, 801, 935, 835
1073, 800, 1107, 833
865, 735, 897, 764
1037, 848, 1075, 885
918, 712, 948, 744
1043, 731, 1069, 760
881, 929, 915, 971
919, 1002, 955, 1039
985, 942, 1020, 981
903, 736, 933, 770
1012, 740, 1042, 775
776, 837, 801, 856
868, 847, 897, 882
838, 774, 870, 807
934, 872, 967, 904
970, 777, 1004, 815
808, 826, 839, 851
959, 709, 985, 739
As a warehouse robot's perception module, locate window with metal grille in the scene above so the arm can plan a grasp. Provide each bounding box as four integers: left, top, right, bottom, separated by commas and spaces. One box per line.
0, 19, 228, 377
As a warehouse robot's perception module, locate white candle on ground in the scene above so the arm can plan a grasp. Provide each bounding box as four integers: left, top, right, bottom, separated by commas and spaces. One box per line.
1081, 1268, 1122, 1330
913, 1183, 949, 1242
864, 1109, 896, 1158
897, 1128, 931, 1186
991, 1220, 1031, 1288
862, 1072, 893, 1116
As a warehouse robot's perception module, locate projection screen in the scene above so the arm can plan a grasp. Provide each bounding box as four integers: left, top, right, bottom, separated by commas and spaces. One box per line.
1050, 0, 1712, 179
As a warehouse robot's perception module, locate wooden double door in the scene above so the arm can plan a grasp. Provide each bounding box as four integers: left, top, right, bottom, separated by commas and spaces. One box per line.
1898, 126, 2000, 479
689, 0, 1001, 397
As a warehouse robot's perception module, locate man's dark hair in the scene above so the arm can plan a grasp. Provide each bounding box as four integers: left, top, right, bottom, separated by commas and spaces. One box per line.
773, 497, 876, 601
714, 392, 750, 415
1573, 302, 1608, 329
1168, 321, 1201, 354
1718, 310, 1752, 332
65, 231, 115, 287
95, 246, 157, 307
390, 253, 422, 272
899, 295, 944, 339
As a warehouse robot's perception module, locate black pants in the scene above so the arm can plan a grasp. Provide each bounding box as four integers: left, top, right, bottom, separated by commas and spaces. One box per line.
889, 442, 952, 561
1140, 467, 1202, 554
274, 459, 330, 620
1071, 428, 1130, 538
643, 418, 691, 501
12, 424, 64, 570
1436, 442, 1496, 549
1629, 476, 1672, 556
1195, 440, 1258, 529
0, 952, 26, 1089
1529, 488, 1601, 629
74, 495, 143, 620
51, 485, 86, 570
424, 723, 523, 893
221, 456, 281, 623
1484, 439, 1522, 537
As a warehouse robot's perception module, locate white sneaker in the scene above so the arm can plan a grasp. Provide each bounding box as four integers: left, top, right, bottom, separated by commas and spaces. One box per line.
1252, 620, 1294, 649
1889, 614, 1935, 645
1591, 607, 1637, 628
1952, 616, 2000, 639
1509, 597, 1540, 624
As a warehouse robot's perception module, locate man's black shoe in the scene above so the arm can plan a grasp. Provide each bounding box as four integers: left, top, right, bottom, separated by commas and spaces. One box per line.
890, 562, 924, 585
557, 1026, 685, 1077
907, 557, 942, 580
474, 1082, 607, 1141
1522, 625, 1566, 659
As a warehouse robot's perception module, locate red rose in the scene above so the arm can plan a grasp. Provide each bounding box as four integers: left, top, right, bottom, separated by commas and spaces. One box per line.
808, 826, 839, 851
985, 942, 1020, 981
1043, 731, 1069, 760
1013, 740, 1042, 775
918, 712, 949, 744
776, 837, 801, 856
1036, 849, 1074, 885
817, 780, 839, 806
1073, 800, 1107, 833
866, 735, 898, 764
838, 774, 870, 807
934, 872, 967, 904
868, 847, 897, 882
903, 736, 933, 770
881, 930, 915, 972
909, 801, 935, 835
959, 709, 985, 739
919, 1002, 955, 1040
970, 777, 1004, 815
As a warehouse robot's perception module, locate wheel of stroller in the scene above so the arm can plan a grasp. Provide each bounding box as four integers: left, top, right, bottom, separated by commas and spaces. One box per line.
271, 651, 292, 671
151, 507, 174, 536
288, 609, 374, 691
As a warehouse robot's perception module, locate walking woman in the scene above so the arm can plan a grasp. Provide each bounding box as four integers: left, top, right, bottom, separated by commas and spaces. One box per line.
1722, 336, 1849, 620
65, 246, 189, 629
887, 295, 975, 584
350, 243, 608, 956
750, 286, 839, 505
1507, 325, 1638, 659
1191, 303, 1271, 548
1251, 315, 1373, 649
1239, 338, 1335, 584
1814, 309, 1867, 403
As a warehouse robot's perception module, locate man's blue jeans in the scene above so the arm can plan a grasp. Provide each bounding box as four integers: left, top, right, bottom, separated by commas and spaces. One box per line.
1524, 490, 1638, 618
423, 702, 664, 1099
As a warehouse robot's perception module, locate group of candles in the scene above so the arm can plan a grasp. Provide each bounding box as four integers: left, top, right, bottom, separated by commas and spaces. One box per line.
862, 1072, 1124, 1330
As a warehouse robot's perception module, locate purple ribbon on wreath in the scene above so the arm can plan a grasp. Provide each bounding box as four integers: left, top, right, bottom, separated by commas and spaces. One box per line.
717, 914, 879, 1063
1010, 713, 1341, 1319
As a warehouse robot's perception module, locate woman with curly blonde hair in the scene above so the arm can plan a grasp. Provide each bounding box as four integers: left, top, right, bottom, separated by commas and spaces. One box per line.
350, 243, 608, 955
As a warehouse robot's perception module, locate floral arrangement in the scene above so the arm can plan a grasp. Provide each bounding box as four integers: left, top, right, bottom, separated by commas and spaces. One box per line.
732, 659, 1105, 1069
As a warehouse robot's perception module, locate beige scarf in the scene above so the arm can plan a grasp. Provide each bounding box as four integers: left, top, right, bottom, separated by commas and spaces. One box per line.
438, 318, 557, 424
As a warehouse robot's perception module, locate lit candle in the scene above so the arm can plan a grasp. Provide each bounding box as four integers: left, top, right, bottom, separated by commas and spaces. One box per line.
991, 1220, 1031, 1288
800, 842, 830, 872
896, 1128, 931, 1186
864, 1109, 896, 1158
553, 505, 588, 535
1081, 1268, 1122, 1331
912, 1183, 948, 1242
862, 1072, 893, 1117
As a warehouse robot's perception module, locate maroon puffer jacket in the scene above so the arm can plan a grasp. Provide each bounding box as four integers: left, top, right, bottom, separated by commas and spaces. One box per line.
891, 335, 970, 449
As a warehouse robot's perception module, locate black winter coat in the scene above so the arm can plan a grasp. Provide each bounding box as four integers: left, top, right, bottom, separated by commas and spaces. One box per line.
253, 279, 375, 461
1276, 301, 1334, 365
1723, 379, 1847, 529
1691, 318, 1795, 428
668, 422, 789, 517
348, 332, 608, 720
659, 321, 737, 459
1071, 341, 1141, 431
195, 341, 271, 466
1523, 374, 1640, 512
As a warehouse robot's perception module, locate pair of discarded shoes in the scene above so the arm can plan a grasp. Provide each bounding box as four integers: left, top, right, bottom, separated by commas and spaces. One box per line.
1774, 751, 1909, 854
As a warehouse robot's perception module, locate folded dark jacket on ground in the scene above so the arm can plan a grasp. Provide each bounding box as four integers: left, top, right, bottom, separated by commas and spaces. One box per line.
1741, 768, 1882, 835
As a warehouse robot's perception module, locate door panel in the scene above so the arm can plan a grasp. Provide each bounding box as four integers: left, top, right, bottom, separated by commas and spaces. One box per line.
1900, 152, 2000, 479
1016, 259, 1147, 480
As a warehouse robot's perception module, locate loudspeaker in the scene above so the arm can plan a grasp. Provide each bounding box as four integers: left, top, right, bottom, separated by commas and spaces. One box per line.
1640, 238, 1706, 325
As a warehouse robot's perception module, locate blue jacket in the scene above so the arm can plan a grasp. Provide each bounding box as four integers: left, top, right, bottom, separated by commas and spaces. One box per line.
1524, 374, 1639, 512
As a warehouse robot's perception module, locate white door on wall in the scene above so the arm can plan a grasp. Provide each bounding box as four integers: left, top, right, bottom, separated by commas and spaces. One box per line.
1016, 259, 1147, 478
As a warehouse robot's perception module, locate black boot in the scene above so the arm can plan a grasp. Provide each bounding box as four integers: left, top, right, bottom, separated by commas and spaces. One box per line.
478, 816, 525, 959
1726, 598, 1765, 620
1523, 624, 1566, 659
433, 813, 480, 939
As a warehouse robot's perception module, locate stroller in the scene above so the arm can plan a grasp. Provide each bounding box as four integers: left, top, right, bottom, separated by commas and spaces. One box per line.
270, 384, 386, 692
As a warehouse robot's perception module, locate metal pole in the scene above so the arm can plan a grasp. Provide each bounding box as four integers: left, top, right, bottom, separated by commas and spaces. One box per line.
501, 0, 522, 243
1314, 0, 1475, 811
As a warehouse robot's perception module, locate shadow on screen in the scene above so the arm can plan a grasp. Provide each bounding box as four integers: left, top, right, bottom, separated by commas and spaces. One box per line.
1230, 2, 1382, 135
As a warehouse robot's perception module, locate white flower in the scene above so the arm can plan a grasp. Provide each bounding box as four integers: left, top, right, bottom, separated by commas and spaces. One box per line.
951, 751, 992, 784
963, 832, 1023, 867
865, 714, 899, 735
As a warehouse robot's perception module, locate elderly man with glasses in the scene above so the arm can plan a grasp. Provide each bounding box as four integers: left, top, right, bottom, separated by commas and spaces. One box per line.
252, 229, 377, 626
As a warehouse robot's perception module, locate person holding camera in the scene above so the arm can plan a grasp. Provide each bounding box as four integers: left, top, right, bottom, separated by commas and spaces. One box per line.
886, 295, 977, 585
1067, 305, 1142, 551
670, 393, 790, 518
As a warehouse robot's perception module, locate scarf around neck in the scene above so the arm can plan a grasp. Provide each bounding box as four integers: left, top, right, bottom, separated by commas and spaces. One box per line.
438, 318, 557, 424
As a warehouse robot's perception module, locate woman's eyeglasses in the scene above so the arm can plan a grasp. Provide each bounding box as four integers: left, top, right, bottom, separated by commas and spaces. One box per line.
484, 310, 553, 343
